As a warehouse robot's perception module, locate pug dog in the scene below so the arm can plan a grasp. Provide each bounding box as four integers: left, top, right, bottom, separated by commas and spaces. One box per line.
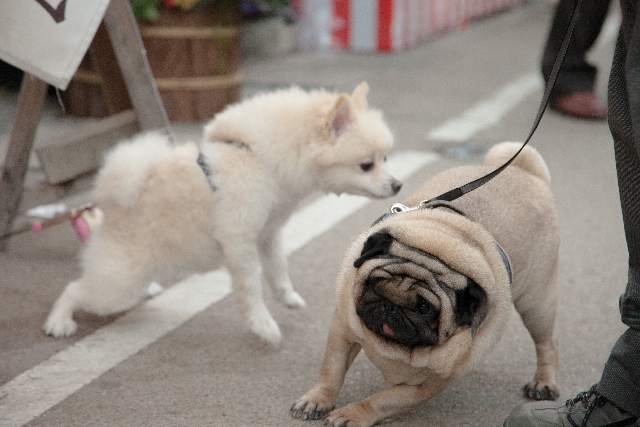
291, 142, 560, 427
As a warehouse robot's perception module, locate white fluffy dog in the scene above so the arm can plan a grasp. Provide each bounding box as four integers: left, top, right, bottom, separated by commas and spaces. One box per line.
44, 82, 402, 344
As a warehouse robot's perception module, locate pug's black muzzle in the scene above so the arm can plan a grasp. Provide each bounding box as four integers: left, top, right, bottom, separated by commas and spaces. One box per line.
356, 279, 440, 348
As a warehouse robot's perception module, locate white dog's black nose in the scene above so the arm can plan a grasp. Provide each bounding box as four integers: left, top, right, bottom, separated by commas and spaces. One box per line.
392, 179, 403, 194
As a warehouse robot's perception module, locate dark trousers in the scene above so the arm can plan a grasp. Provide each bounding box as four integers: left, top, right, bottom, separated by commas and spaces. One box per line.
541, 0, 611, 98
596, 0, 640, 416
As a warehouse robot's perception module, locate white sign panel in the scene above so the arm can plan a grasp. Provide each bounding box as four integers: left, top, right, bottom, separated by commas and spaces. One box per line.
0, 0, 111, 89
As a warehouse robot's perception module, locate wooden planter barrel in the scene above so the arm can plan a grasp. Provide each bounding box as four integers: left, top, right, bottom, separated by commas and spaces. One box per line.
62, 3, 242, 122
61, 54, 113, 118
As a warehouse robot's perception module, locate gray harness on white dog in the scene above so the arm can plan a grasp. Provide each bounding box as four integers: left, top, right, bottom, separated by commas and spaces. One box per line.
197, 140, 252, 191
197, 152, 217, 191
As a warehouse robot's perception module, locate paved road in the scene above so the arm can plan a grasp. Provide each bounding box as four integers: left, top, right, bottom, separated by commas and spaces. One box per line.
0, 1, 626, 426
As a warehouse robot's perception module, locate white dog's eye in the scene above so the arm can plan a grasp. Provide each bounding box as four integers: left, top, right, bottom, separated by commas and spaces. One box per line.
360, 162, 374, 172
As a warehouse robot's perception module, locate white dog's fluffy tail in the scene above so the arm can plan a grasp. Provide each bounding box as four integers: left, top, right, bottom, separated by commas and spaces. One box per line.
93, 131, 173, 209
483, 142, 551, 185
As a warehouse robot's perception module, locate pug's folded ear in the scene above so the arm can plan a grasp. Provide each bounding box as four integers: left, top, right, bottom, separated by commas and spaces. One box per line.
354, 232, 394, 268
454, 279, 487, 329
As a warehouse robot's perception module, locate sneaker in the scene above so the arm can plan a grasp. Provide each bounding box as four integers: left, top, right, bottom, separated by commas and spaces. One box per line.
503, 384, 638, 427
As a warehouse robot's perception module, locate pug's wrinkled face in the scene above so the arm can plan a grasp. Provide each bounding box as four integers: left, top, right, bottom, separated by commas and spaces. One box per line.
356, 275, 485, 348
353, 231, 487, 349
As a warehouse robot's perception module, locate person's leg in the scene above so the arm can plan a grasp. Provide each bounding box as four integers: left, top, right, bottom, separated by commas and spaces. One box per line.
541, 0, 611, 96
542, 0, 611, 119
504, 2, 640, 425
596, 0, 640, 414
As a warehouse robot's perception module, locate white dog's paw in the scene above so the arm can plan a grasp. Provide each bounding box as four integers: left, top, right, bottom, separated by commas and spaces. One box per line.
147, 282, 164, 297
282, 290, 306, 309
248, 310, 282, 345
43, 316, 78, 338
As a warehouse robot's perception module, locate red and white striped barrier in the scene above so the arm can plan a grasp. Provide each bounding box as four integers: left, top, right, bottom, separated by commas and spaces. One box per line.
292, 0, 525, 52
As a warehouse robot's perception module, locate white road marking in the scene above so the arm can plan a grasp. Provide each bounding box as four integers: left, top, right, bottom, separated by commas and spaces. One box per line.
426, 73, 542, 142
0, 270, 231, 427
592, 7, 619, 53
0, 150, 439, 427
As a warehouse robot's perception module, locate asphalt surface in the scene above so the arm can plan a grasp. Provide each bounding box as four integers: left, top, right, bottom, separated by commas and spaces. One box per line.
0, 1, 627, 426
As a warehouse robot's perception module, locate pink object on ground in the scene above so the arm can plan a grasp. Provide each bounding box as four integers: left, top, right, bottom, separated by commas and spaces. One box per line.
72, 216, 90, 242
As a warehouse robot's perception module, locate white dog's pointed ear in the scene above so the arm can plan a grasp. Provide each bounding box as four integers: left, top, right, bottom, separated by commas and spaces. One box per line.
351, 81, 369, 108
327, 94, 352, 139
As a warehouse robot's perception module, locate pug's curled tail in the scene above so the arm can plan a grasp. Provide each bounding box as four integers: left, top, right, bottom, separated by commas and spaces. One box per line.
483, 141, 551, 185
93, 131, 173, 209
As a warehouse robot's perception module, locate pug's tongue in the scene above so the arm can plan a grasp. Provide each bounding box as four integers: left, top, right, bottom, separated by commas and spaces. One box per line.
382, 324, 395, 337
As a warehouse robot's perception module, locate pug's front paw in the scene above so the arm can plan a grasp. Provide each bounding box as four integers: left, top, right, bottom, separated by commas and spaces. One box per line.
290, 394, 334, 421
523, 381, 559, 401
324, 403, 379, 427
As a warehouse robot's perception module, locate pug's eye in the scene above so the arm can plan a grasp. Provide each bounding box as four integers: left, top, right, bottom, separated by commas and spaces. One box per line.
360, 162, 374, 172
416, 296, 433, 315
418, 304, 431, 315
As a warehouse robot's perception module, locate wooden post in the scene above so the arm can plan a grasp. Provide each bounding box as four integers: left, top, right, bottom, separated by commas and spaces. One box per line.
0, 74, 49, 250
88, 23, 132, 115
102, 0, 173, 135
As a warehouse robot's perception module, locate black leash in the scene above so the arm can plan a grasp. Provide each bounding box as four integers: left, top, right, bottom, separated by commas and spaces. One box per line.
397, 0, 583, 211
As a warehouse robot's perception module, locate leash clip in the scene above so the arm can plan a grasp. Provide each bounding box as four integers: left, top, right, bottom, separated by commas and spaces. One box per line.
376, 199, 462, 226
390, 199, 436, 214
390, 203, 418, 214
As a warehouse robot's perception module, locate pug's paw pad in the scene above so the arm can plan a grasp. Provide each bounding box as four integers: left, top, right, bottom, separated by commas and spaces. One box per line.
290, 398, 333, 421
325, 405, 374, 427
282, 290, 306, 308
324, 413, 350, 427
523, 381, 559, 401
